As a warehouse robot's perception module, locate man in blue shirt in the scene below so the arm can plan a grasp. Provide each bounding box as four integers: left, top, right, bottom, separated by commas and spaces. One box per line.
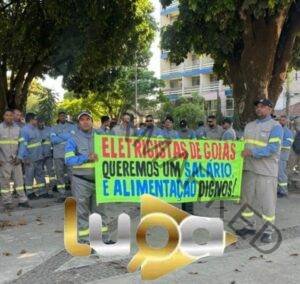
238, 99, 283, 243
160, 116, 179, 139
136, 115, 162, 138
96, 115, 111, 135
221, 118, 237, 140
18, 113, 49, 199
178, 119, 196, 139
278, 115, 294, 197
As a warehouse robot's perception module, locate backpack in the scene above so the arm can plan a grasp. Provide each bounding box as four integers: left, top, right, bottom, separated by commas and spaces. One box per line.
292, 132, 300, 155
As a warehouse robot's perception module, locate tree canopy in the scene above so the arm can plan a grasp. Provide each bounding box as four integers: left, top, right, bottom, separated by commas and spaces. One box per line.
160, 0, 300, 125
0, 0, 155, 116
59, 67, 164, 121
157, 95, 205, 129
26, 80, 57, 124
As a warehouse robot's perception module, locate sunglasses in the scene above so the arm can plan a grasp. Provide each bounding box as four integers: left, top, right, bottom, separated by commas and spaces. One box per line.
145, 120, 153, 122
207, 121, 213, 123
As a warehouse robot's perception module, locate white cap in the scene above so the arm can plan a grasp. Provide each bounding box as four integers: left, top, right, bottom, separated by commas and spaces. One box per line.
77, 111, 93, 120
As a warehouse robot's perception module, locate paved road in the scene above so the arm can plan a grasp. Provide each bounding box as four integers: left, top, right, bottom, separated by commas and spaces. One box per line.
0, 192, 300, 284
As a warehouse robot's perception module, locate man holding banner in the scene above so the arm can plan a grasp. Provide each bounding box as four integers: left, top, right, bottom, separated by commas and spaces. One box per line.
65, 111, 109, 242
238, 99, 283, 243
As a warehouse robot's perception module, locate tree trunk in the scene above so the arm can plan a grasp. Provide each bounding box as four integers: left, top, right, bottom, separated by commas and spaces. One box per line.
0, 90, 7, 118
231, 4, 298, 128
0, 88, 29, 118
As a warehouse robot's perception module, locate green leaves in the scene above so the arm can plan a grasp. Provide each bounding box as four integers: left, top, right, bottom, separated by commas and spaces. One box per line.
160, 0, 297, 82
26, 81, 57, 124
0, 0, 156, 111
157, 95, 205, 129
60, 67, 164, 119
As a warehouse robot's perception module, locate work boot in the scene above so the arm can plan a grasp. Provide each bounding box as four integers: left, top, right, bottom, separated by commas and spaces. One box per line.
103, 240, 116, 245
18, 201, 31, 208
260, 233, 273, 243
52, 185, 58, 193
56, 196, 66, 203
27, 193, 39, 200
277, 189, 288, 198
235, 227, 256, 237
39, 193, 54, 199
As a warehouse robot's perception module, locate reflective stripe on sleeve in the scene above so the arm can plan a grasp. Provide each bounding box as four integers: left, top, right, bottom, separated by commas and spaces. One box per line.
57, 184, 65, 189
244, 139, 267, 147
65, 151, 75, 158
269, 137, 281, 143
27, 142, 42, 149
262, 214, 275, 222
241, 211, 254, 218
73, 163, 95, 169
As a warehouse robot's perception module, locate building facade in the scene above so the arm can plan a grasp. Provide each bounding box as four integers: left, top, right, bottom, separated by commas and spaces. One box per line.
160, 1, 234, 117
275, 71, 300, 117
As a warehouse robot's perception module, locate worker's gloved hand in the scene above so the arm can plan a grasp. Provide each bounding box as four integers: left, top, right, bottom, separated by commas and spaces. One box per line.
88, 153, 98, 162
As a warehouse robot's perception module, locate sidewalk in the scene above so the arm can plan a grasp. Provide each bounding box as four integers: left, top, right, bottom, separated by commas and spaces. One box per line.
0, 193, 300, 284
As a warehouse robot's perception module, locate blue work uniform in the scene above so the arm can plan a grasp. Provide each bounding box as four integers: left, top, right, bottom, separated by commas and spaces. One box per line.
65, 128, 108, 240
278, 125, 294, 194
178, 128, 196, 139
39, 126, 56, 191
18, 124, 46, 196
136, 126, 163, 138
160, 128, 180, 139
241, 115, 283, 234
51, 122, 76, 196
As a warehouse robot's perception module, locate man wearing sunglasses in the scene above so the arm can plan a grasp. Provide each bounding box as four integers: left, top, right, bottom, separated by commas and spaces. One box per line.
136, 115, 162, 137
204, 115, 224, 140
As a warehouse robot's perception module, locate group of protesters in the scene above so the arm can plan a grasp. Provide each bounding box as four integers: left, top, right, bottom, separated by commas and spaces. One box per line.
0, 99, 300, 244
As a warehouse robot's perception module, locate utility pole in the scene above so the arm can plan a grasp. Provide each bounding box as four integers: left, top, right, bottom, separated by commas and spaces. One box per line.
286, 73, 291, 118
135, 62, 138, 114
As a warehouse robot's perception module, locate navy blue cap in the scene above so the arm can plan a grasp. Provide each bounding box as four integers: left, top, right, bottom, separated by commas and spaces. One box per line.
254, 99, 273, 107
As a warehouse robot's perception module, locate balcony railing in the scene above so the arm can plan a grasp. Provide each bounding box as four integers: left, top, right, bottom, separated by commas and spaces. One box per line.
202, 82, 220, 92
161, 61, 214, 80
201, 60, 214, 68
163, 88, 182, 96
184, 86, 200, 93
161, 66, 183, 79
